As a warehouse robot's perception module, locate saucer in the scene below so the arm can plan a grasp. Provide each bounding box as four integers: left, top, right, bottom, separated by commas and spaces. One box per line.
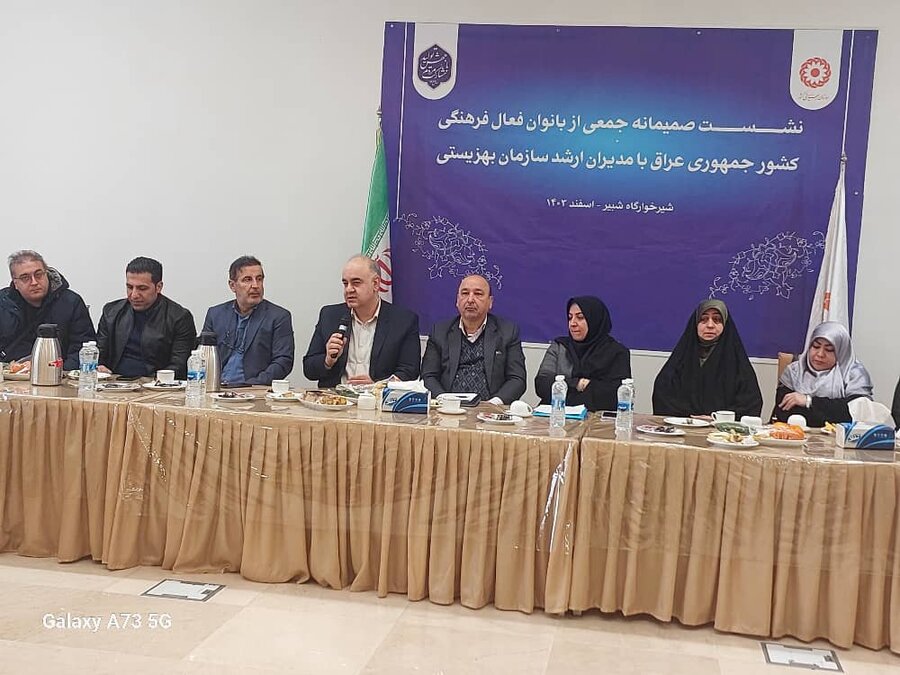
437, 407, 466, 415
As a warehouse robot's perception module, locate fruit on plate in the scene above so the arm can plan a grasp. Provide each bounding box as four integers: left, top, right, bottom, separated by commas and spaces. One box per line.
8, 361, 30, 373
769, 422, 806, 440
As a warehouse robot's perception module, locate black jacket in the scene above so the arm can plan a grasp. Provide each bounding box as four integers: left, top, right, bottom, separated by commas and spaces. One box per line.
422, 314, 527, 404
0, 268, 95, 370
303, 301, 420, 388
97, 295, 196, 379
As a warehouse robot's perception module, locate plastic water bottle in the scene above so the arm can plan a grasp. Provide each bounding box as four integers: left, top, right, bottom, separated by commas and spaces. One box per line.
198, 352, 208, 397
550, 375, 567, 429
186, 350, 205, 405
615, 378, 634, 436
78, 340, 99, 396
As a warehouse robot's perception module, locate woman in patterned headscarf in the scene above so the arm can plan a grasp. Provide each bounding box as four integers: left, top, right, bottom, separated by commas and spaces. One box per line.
774, 321, 873, 427
535, 296, 631, 411
652, 299, 762, 418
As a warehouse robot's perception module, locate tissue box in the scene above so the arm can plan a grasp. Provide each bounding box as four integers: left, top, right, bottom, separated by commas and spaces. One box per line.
381, 387, 430, 414
835, 422, 896, 449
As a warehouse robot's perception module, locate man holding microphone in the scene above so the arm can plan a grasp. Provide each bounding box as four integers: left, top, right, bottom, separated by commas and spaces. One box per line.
302, 255, 420, 387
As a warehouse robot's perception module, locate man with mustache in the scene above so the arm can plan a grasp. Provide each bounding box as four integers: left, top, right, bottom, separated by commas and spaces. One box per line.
202, 255, 294, 386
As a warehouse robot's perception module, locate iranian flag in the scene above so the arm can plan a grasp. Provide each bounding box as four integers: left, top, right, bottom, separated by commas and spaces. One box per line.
362, 124, 392, 301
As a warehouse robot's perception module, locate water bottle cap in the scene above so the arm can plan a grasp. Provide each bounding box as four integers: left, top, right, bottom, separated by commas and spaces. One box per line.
555, 375, 565, 381
191, 349, 200, 355
622, 378, 633, 384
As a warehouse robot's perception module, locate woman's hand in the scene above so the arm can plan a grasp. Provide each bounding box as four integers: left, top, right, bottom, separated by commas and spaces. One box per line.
778, 392, 809, 411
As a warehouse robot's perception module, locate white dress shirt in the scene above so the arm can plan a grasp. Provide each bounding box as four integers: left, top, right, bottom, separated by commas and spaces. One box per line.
343, 301, 381, 383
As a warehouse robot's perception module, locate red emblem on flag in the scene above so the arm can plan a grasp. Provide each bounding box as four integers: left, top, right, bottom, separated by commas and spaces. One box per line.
799, 57, 831, 89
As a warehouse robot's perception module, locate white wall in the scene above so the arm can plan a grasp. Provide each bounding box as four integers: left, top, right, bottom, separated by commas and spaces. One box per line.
1, 1, 897, 413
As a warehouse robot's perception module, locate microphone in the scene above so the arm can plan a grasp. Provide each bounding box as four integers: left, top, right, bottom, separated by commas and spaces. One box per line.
329, 315, 351, 359
337, 315, 351, 339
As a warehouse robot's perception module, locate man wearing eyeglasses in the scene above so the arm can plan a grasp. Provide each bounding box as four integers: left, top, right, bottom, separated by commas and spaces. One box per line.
0, 250, 96, 370
97, 257, 196, 379
201, 255, 294, 385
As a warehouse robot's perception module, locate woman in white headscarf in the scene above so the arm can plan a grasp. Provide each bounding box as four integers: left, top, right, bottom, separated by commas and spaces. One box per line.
774, 321, 873, 427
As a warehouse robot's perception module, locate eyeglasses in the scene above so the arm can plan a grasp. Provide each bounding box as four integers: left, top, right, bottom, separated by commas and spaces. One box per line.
13, 269, 46, 284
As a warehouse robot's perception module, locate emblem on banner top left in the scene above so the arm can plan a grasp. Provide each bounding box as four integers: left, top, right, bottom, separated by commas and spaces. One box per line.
411, 23, 459, 100
418, 45, 452, 89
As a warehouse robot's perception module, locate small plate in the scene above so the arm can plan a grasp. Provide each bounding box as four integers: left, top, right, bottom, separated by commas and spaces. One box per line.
437, 406, 466, 415
265, 392, 302, 402
142, 381, 186, 391
211, 392, 256, 403
1, 369, 31, 381
299, 393, 355, 411
97, 382, 142, 392
636, 424, 685, 436
663, 417, 712, 428
477, 413, 523, 425
66, 370, 112, 380
753, 433, 807, 447
707, 432, 759, 449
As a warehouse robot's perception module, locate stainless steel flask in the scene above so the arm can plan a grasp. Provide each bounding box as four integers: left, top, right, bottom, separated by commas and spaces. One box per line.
30, 324, 63, 386
197, 331, 221, 393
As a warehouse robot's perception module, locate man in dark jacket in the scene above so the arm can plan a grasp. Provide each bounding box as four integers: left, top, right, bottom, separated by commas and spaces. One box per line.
421, 274, 526, 405
97, 257, 196, 379
202, 255, 294, 385
0, 250, 95, 370
303, 255, 420, 388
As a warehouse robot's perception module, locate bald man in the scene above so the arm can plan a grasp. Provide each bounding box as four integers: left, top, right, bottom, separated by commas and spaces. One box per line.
303, 255, 420, 387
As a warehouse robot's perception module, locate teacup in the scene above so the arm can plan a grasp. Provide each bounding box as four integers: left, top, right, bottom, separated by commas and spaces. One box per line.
509, 400, 533, 417
156, 369, 175, 384
271, 379, 290, 395
440, 397, 462, 413
740, 415, 763, 431
712, 410, 736, 423
357, 393, 377, 411
787, 414, 807, 428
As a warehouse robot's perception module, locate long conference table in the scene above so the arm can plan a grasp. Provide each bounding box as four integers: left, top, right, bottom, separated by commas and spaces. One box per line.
0, 380, 897, 653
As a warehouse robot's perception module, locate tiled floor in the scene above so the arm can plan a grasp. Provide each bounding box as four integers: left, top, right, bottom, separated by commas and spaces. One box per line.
0, 553, 896, 674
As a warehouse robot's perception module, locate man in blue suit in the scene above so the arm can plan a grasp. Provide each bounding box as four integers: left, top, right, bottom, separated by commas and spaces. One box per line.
202, 255, 294, 385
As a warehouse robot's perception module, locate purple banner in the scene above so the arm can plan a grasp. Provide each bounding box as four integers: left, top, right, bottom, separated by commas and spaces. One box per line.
381, 24, 877, 356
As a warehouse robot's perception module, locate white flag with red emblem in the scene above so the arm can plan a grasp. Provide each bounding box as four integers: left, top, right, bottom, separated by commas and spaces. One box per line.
806, 157, 850, 344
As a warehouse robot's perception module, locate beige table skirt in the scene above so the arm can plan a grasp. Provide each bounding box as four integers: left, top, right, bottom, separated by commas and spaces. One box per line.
571, 432, 900, 653
0, 393, 579, 613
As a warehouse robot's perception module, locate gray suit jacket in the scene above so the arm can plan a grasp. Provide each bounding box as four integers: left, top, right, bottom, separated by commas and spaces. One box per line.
421, 313, 526, 404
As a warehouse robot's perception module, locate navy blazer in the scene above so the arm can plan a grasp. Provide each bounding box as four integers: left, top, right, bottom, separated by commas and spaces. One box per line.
421, 313, 527, 404
202, 299, 294, 385
302, 301, 420, 388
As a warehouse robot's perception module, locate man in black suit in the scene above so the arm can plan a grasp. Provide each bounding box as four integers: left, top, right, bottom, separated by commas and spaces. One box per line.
421, 274, 526, 405
303, 255, 420, 387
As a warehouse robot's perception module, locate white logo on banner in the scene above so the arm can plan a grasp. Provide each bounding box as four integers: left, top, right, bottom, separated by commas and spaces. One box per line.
790, 30, 843, 110
397, 212, 503, 287
708, 231, 825, 300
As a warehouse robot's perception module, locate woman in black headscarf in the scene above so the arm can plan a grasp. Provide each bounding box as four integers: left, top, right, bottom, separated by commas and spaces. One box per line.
652, 299, 762, 418
535, 296, 631, 411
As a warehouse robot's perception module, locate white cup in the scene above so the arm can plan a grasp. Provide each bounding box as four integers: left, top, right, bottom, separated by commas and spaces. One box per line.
440, 397, 462, 413
509, 400, 533, 416
787, 414, 807, 428
271, 379, 290, 395
156, 369, 175, 383
740, 416, 763, 432
357, 393, 377, 410
712, 410, 736, 423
